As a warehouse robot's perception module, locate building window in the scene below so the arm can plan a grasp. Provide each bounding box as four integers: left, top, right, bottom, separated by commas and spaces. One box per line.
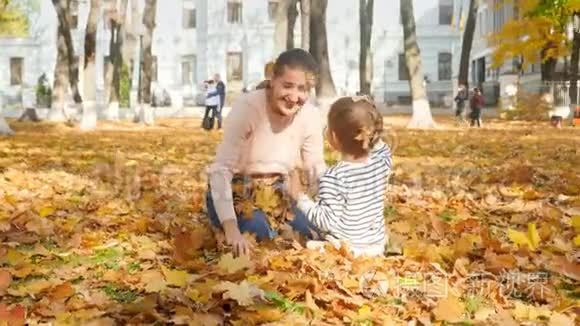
438, 52, 452, 80
181, 55, 197, 85
183, 1, 196, 29
439, 0, 453, 25
227, 0, 243, 24
398, 96, 412, 105
398, 54, 409, 81
268, 0, 279, 22
10, 57, 23, 86
70, 0, 79, 29
227, 52, 243, 81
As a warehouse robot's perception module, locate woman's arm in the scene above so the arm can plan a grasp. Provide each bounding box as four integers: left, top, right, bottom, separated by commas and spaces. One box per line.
208, 96, 252, 224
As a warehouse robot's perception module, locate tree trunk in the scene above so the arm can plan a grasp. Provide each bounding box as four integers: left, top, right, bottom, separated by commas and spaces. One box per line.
359, 0, 373, 95
569, 14, 580, 105
52, 0, 82, 105
541, 44, 557, 81
0, 94, 14, 136
274, 0, 290, 56
287, 0, 298, 49
310, 0, 336, 99
137, 0, 156, 125
300, 0, 310, 50
107, 0, 128, 121
49, 13, 70, 122
400, 0, 435, 129
458, 0, 478, 87
80, 0, 99, 131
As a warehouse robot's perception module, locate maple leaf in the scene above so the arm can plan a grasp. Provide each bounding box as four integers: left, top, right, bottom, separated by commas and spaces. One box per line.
432, 295, 465, 323
49, 282, 75, 300
213, 281, 264, 306
254, 186, 280, 212
161, 265, 193, 288
140, 270, 167, 293
508, 223, 541, 250
217, 253, 253, 274
0, 270, 12, 294
0, 304, 26, 326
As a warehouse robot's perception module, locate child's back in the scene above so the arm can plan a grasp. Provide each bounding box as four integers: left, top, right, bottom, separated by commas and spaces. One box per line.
309, 141, 391, 253
291, 96, 392, 257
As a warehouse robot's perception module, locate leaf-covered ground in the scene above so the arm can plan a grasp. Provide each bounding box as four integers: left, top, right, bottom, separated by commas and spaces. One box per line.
0, 118, 579, 325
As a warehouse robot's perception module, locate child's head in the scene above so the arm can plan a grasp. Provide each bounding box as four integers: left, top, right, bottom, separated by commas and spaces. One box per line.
327, 96, 383, 159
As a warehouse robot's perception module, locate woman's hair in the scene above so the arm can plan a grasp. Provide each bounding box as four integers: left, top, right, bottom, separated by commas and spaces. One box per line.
328, 96, 383, 158
272, 48, 318, 80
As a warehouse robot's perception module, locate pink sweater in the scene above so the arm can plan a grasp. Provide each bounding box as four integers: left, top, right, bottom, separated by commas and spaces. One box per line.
208, 89, 327, 223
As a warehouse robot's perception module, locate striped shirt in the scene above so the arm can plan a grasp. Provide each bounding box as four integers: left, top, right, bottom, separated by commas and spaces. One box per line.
297, 141, 392, 253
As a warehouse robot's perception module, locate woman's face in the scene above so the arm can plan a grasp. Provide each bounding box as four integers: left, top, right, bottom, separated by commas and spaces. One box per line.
269, 67, 309, 117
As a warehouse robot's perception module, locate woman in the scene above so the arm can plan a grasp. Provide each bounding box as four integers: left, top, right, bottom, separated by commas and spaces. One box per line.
203, 80, 220, 130
469, 87, 484, 128
206, 49, 327, 256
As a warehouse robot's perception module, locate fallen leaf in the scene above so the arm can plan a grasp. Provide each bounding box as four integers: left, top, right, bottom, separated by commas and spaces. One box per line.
0, 270, 12, 293
430, 215, 449, 237
508, 223, 541, 251
38, 206, 56, 218
549, 312, 575, 326
213, 281, 264, 306
0, 304, 26, 326
432, 295, 465, 323
49, 282, 75, 300
140, 270, 167, 293
217, 253, 253, 274
161, 265, 193, 288
546, 256, 580, 281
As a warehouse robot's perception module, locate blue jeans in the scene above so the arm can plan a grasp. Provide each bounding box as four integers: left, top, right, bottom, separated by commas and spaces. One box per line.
205, 184, 321, 241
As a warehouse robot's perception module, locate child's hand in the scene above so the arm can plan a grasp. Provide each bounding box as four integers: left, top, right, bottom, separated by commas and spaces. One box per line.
287, 169, 304, 201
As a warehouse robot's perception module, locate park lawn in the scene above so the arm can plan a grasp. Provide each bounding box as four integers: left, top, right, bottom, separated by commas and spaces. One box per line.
0, 117, 579, 325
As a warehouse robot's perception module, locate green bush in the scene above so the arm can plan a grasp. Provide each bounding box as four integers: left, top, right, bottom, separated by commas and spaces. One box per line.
35, 73, 52, 108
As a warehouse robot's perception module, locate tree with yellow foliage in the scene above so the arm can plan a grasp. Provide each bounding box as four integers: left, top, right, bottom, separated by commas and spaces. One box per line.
489, 0, 580, 81
0, 0, 27, 37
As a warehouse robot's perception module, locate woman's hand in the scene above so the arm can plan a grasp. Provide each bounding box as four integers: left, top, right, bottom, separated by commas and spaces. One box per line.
222, 220, 252, 257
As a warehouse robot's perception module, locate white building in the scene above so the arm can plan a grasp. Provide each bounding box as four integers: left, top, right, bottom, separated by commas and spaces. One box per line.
453, 0, 544, 105
0, 0, 461, 110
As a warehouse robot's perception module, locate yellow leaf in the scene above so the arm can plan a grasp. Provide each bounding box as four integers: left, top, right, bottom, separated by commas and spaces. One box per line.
357, 305, 372, 318
161, 265, 192, 288
573, 235, 580, 247
432, 295, 465, 323
213, 281, 263, 306
1, 249, 27, 266
140, 270, 167, 293
508, 223, 541, 250
38, 206, 55, 218
572, 215, 580, 231
527, 223, 541, 249
217, 253, 253, 274
254, 186, 280, 212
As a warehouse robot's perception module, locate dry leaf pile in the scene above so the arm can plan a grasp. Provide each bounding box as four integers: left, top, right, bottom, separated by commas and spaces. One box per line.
0, 119, 578, 325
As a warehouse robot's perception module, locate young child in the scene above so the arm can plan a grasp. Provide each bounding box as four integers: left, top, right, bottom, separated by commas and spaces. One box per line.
288, 96, 392, 257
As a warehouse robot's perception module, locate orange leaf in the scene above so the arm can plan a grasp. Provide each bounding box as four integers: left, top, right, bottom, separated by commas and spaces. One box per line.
0, 270, 12, 293
547, 256, 580, 282
0, 304, 26, 326
50, 282, 75, 300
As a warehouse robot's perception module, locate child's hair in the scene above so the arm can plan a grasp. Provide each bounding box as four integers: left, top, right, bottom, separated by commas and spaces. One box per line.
328, 96, 383, 158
